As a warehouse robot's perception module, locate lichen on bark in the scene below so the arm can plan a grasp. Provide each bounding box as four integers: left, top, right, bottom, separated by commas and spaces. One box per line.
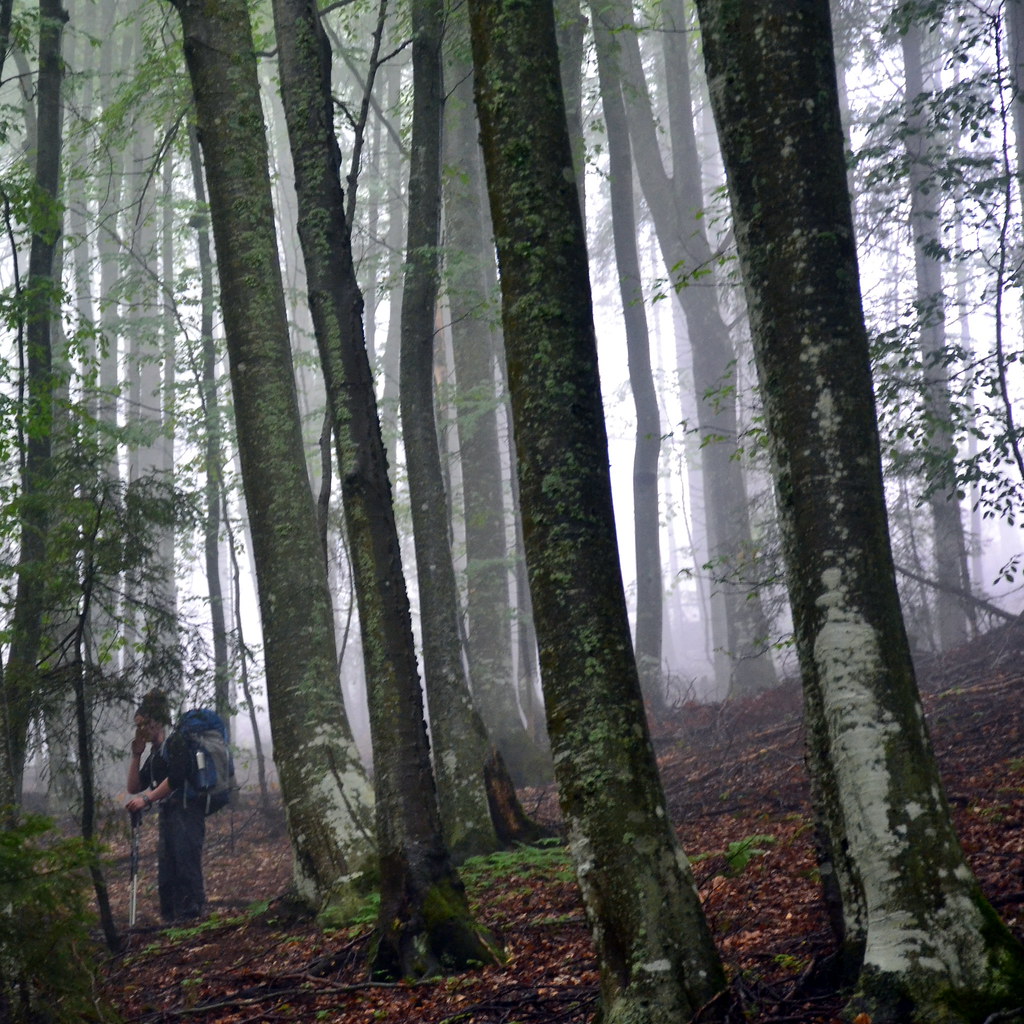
466, 1, 727, 1020
694, 0, 1024, 1018
168, 0, 375, 909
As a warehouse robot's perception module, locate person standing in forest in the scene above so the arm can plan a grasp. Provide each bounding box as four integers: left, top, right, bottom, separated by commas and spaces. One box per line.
125, 690, 206, 923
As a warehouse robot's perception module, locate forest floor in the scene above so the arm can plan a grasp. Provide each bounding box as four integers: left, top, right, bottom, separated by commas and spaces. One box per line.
98, 620, 1024, 1024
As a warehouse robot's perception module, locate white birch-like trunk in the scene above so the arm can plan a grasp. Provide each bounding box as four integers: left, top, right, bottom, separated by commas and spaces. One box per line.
695, 0, 1024, 1018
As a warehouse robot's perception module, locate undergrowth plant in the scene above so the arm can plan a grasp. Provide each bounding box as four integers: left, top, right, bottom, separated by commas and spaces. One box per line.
0, 814, 116, 1023
321, 841, 576, 936
458, 839, 575, 892
692, 833, 777, 877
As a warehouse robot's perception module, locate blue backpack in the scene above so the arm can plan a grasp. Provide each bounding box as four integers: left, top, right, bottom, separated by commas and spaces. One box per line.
174, 708, 236, 815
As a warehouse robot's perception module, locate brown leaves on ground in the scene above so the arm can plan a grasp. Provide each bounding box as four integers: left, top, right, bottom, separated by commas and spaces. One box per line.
102, 622, 1024, 1023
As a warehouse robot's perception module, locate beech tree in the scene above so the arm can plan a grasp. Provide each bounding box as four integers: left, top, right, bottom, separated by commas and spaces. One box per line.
898, 8, 973, 649
694, 0, 1024, 1019
590, 9, 664, 713
589, 0, 778, 701
271, 0, 500, 975
442, 8, 552, 787
466, 1, 727, 1020
398, 0, 498, 863
167, 0, 376, 908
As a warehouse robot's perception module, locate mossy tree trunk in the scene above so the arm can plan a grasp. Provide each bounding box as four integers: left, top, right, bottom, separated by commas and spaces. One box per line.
167, 0, 376, 907
695, 1, 1024, 1019
398, 0, 499, 865
3, 0, 67, 806
466, 2, 728, 1021
271, 0, 500, 976
442, 5, 552, 789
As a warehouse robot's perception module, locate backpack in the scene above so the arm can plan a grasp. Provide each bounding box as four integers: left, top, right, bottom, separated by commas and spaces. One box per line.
173, 708, 236, 815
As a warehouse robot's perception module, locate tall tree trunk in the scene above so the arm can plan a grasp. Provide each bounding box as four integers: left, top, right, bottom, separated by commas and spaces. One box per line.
467, 3, 728, 1021
188, 126, 231, 727
2, 0, 67, 805
442, 6, 552, 786
899, 14, 972, 651
52, 12, 102, 815
96, 1, 129, 489
554, 0, 586, 209
159, 139, 179, 640
376, 63, 405, 457
270, 0, 500, 975
695, 1, 1024, 1018
593, 0, 778, 699
592, 9, 665, 714
398, 0, 498, 863
167, 0, 376, 907
124, 81, 176, 663
72, 0, 127, 803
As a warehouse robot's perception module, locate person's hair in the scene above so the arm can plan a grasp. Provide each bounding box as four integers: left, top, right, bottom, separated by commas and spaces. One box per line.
135, 689, 171, 726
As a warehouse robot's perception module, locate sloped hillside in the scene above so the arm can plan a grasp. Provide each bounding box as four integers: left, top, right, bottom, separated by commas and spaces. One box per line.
103, 623, 1024, 1023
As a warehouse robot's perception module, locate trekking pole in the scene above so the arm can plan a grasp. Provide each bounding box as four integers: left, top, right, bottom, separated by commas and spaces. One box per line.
129, 809, 142, 928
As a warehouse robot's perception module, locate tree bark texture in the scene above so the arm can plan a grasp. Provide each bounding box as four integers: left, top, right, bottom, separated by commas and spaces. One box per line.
442, 6, 552, 787
169, 0, 376, 907
3, 0, 67, 804
271, 0, 499, 976
398, 0, 499, 864
467, 3, 728, 1021
695, 1, 1024, 1019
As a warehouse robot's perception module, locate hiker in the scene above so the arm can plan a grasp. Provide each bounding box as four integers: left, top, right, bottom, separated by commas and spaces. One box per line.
125, 689, 207, 923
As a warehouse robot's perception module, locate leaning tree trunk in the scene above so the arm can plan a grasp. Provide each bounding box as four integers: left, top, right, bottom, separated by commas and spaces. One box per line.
467, 2, 728, 1021
398, 0, 499, 864
592, 11, 664, 713
695, 1, 1024, 1020
592, 0, 777, 700
167, 0, 376, 908
442, 6, 552, 787
271, 0, 500, 976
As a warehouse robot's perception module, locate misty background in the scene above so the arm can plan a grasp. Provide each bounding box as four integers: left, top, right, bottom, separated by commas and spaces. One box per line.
2, 0, 1021, 801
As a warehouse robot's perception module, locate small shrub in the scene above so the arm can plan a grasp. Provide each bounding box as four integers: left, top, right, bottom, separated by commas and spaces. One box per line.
723, 834, 776, 875
692, 832, 777, 878
0, 813, 115, 1023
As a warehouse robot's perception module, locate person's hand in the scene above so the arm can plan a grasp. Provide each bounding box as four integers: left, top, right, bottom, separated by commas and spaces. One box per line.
125, 794, 150, 814
130, 727, 147, 756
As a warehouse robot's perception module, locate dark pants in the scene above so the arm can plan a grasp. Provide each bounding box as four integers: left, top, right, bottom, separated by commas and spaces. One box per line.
157, 799, 206, 921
